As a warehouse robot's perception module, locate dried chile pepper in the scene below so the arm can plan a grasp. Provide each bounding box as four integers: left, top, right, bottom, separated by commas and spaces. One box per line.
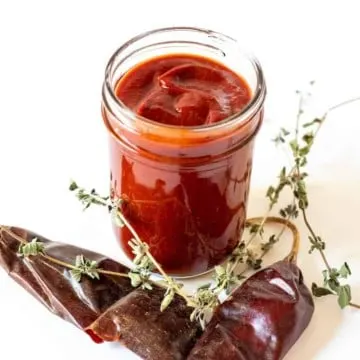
0, 225, 201, 359
86, 286, 201, 360
0, 226, 134, 332
0, 218, 313, 360
187, 218, 315, 360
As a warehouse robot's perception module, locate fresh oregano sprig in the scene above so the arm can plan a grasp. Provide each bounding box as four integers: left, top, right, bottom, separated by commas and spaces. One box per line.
68, 181, 290, 326
69, 181, 197, 313
70, 181, 240, 324
70, 255, 100, 282
2, 174, 293, 330
272, 84, 360, 309
18, 238, 45, 257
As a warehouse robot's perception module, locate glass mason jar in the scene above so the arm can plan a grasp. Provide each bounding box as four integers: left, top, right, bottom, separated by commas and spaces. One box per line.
102, 27, 266, 277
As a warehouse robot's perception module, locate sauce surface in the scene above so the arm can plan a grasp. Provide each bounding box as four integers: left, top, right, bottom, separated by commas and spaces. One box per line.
115, 54, 251, 126
108, 54, 258, 275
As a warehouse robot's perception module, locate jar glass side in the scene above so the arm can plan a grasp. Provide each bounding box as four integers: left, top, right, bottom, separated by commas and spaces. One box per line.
101, 27, 266, 277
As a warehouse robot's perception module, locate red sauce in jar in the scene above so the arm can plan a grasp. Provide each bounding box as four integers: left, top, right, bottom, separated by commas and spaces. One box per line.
115, 55, 251, 127
105, 54, 261, 276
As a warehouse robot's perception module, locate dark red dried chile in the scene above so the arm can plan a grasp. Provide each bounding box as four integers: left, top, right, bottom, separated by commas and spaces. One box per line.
0, 226, 200, 360
0, 227, 134, 329
87, 286, 200, 360
187, 260, 314, 360
0, 226, 313, 360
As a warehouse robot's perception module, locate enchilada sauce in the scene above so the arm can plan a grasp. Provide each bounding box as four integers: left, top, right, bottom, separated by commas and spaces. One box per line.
107, 54, 258, 275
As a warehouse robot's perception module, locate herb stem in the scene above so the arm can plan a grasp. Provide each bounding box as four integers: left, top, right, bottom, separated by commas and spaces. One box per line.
227, 208, 270, 275
0, 226, 130, 278
300, 208, 331, 271
41, 254, 78, 270
245, 210, 270, 247
327, 97, 360, 114
349, 302, 360, 310
88, 194, 108, 207
116, 210, 168, 278
295, 94, 303, 144
71, 183, 198, 308
97, 269, 131, 278
115, 209, 196, 307
247, 216, 300, 262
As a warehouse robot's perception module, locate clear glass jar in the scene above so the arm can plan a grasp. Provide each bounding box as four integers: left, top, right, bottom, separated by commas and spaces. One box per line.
102, 27, 266, 277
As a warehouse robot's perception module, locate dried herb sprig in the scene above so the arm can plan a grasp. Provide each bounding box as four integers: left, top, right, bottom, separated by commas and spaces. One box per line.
193, 214, 299, 325
69, 181, 197, 312
216, 170, 299, 291
69, 181, 294, 326
70, 255, 100, 282
18, 238, 45, 257
241, 158, 299, 260
70, 182, 236, 325
272, 85, 360, 309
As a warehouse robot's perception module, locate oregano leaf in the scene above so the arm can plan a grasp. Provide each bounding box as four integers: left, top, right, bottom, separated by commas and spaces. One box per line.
338, 262, 352, 279
338, 285, 352, 309
311, 283, 334, 297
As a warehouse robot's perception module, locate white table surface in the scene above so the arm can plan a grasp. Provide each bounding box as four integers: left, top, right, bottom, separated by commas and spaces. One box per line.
1, 1, 360, 359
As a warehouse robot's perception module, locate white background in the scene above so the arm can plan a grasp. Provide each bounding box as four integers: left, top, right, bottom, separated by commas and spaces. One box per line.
1, 1, 360, 359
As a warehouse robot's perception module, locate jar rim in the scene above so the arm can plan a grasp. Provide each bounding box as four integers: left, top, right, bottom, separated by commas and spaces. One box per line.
103, 26, 266, 134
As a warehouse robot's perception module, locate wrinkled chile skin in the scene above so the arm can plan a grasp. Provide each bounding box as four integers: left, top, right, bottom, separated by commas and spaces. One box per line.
0, 227, 134, 331
188, 261, 315, 360
87, 286, 201, 360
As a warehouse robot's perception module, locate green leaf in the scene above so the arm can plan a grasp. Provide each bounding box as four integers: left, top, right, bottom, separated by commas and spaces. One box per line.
299, 146, 310, 156
280, 166, 287, 180
197, 283, 211, 290
289, 140, 299, 155
128, 272, 142, 287
322, 269, 329, 282
266, 186, 275, 198
338, 285, 352, 309
142, 282, 153, 290
311, 283, 334, 297
70, 255, 99, 282
215, 266, 225, 277
338, 262, 352, 279
300, 157, 308, 167
236, 274, 246, 281
161, 290, 175, 312
69, 180, 78, 191
18, 238, 45, 257
71, 183, 109, 210
75, 255, 83, 267
70, 269, 82, 282
272, 134, 285, 144
262, 234, 278, 251
302, 118, 322, 128
247, 223, 264, 237
190, 309, 197, 322
302, 132, 314, 145
328, 278, 340, 293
